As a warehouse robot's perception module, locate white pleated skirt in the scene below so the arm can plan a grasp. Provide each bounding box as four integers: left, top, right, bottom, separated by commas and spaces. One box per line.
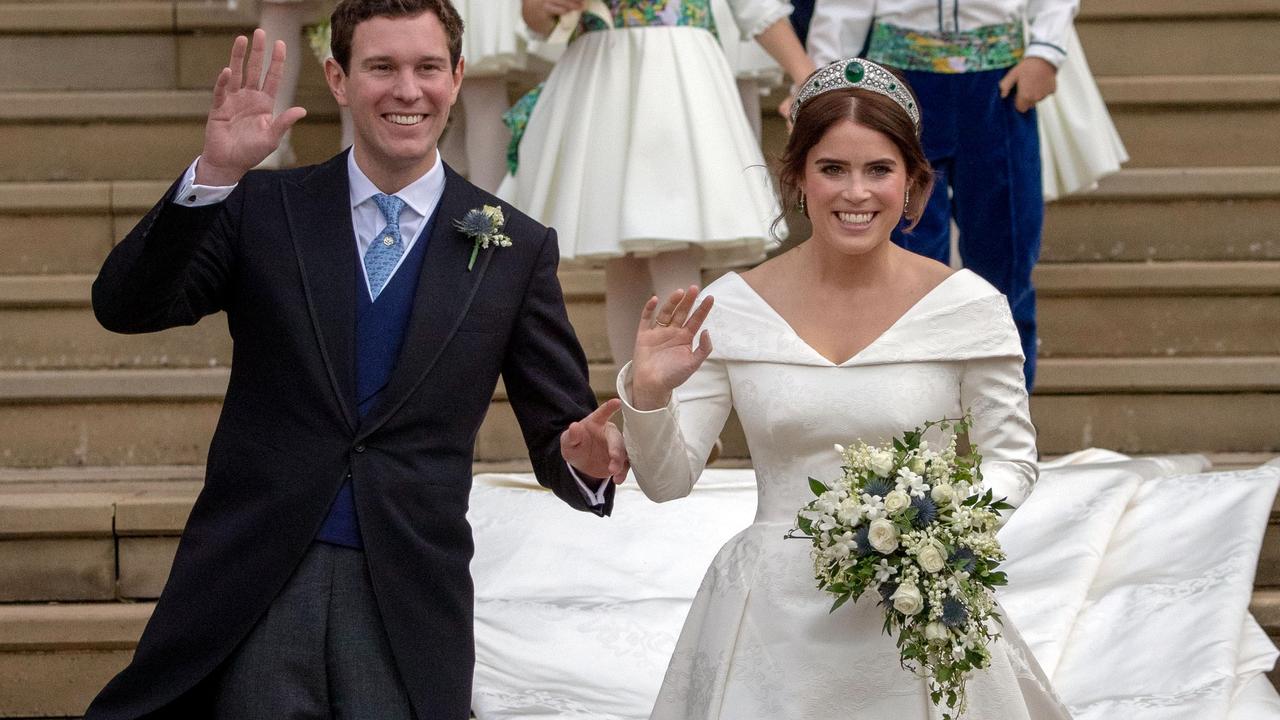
498, 26, 785, 268
456, 0, 527, 76
1037, 27, 1128, 201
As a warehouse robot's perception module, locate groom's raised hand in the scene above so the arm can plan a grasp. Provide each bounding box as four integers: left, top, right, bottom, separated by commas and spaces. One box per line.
195, 29, 307, 186
561, 399, 629, 483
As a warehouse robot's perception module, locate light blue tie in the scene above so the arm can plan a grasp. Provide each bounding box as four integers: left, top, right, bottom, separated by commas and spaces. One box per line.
365, 193, 406, 300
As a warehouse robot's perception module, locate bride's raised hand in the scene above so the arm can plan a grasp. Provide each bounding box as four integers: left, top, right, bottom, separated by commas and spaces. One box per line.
629, 287, 714, 411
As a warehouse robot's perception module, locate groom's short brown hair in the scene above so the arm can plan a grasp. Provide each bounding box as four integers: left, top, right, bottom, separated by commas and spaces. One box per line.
330, 0, 465, 72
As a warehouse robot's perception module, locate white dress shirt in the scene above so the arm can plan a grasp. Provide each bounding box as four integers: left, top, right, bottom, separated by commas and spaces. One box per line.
807, 0, 1079, 69
174, 153, 611, 506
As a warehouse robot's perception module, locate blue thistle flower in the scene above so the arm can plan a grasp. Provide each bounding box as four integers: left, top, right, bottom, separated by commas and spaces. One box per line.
949, 547, 977, 574
455, 209, 494, 237
862, 477, 894, 498
910, 495, 938, 528
941, 597, 969, 628
854, 526, 873, 556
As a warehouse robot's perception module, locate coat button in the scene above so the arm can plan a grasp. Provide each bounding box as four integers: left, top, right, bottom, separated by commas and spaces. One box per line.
354, 445, 365, 453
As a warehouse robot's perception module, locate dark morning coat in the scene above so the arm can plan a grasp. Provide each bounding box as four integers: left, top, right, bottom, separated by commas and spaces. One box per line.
83, 151, 613, 720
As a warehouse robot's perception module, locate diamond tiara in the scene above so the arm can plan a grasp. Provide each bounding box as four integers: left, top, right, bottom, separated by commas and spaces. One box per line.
790, 58, 921, 131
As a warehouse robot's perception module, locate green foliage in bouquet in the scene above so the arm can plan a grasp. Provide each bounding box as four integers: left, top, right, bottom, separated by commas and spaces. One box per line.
787, 416, 1014, 719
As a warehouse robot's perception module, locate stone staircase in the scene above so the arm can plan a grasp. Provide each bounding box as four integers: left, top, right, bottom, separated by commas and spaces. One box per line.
1, 0, 1278, 716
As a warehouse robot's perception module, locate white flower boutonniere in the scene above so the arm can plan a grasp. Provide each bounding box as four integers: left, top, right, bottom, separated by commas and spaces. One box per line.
455, 204, 513, 271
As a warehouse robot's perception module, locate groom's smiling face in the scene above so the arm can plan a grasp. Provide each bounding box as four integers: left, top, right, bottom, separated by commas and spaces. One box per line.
325, 11, 463, 189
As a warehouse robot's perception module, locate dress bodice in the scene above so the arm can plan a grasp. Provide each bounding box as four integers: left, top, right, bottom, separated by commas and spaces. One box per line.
620, 269, 1038, 525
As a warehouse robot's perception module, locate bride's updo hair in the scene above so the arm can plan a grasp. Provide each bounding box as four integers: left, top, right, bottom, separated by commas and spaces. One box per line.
777, 80, 934, 233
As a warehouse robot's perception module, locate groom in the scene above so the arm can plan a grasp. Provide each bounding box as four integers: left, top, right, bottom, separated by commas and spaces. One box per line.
84, 1, 625, 718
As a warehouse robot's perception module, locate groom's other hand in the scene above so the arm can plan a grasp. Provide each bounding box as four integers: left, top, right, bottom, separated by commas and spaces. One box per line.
196, 29, 308, 186
561, 398, 629, 483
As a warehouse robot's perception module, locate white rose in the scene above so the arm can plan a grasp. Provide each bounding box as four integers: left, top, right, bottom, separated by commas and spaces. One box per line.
891, 583, 924, 616
869, 450, 894, 478
867, 518, 899, 554
925, 621, 950, 644
931, 483, 956, 505
883, 490, 910, 514
917, 542, 947, 573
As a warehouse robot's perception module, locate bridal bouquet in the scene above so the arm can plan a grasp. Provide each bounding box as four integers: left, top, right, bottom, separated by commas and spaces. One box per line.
788, 417, 1012, 719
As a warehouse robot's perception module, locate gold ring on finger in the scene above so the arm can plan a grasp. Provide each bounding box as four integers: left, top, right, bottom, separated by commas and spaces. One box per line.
655, 319, 672, 327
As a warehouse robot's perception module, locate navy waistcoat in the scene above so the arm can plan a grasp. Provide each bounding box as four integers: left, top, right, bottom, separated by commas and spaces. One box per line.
315, 208, 439, 548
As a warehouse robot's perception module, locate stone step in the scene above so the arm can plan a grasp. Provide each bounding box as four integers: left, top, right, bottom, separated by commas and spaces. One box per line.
0, 367, 626, 467
0, 270, 607, 368
0, 1, 276, 96
1031, 392, 1280, 454
0, 0, 253, 34
0, 602, 149, 718
0, 180, 160, 276
0, 0, 1274, 89
1099, 76, 1280, 169
1078, 4, 1280, 77
0, 483, 193, 602
1, 261, 1274, 369
1, 72, 1277, 179
1036, 261, 1280, 358
0, 90, 342, 182
3, 167, 1275, 278
1042, 167, 1280, 262
0, 354, 1277, 468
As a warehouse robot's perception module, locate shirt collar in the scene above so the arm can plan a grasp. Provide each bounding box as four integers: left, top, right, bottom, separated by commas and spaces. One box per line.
347, 150, 446, 218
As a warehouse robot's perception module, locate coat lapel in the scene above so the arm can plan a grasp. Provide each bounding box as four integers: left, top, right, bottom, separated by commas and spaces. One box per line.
283, 152, 358, 433
356, 164, 494, 440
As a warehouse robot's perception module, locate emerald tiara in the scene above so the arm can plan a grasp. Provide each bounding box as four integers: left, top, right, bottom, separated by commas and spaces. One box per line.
790, 58, 922, 131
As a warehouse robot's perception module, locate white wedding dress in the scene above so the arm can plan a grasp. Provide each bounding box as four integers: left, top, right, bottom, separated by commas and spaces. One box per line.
465, 269, 1280, 719
618, 269, 1069, 718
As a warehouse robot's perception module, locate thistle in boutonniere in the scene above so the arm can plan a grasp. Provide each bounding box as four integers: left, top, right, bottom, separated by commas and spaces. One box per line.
455, 205, 513, 271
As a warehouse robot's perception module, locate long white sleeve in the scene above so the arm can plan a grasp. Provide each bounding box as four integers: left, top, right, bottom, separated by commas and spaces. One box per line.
960, 356, 1038, 511
1025, 0, 1078, 67
724, 0, 795, 40
617, 359, 734, 503
807, 0, 877, 66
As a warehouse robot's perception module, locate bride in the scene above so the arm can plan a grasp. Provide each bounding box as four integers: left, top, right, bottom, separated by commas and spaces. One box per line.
616, 57, 1072, 718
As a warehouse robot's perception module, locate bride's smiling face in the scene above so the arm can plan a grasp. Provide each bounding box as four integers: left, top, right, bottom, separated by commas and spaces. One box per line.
801, 119, 908, 257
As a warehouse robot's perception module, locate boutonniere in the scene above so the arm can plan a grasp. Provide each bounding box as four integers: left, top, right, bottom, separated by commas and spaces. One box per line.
455, 204, 513, 271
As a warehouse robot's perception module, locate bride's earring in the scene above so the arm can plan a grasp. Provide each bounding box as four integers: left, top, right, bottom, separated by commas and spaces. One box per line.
903, 188, 912, 219
798, 191, 807, 215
